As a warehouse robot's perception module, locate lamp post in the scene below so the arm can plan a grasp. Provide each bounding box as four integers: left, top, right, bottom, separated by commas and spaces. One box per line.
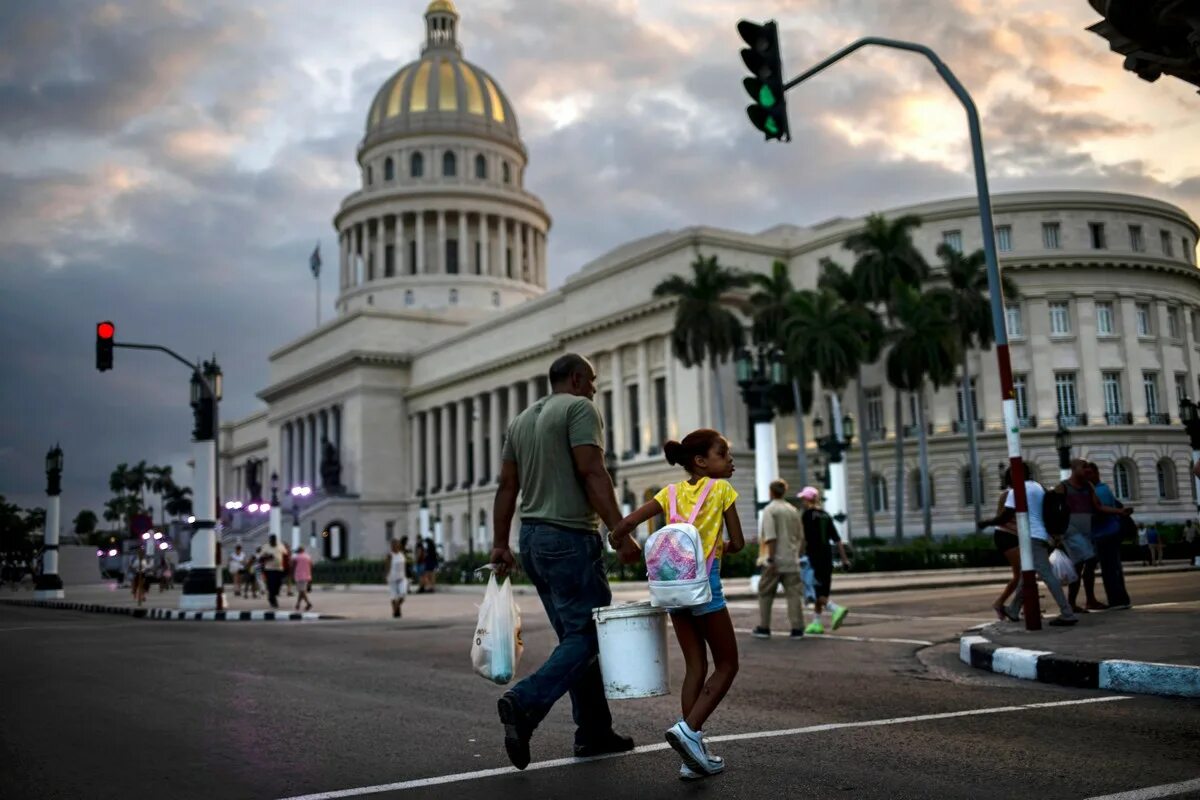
182, 358, 222, 610
1055, 416, 1073, 482
736, 344, 786, 517
813, 411, 856, 541
34, 444, 65, 599
1180, 397, 1200, 512
418, 494, 430, 551
291, 485, 312, 555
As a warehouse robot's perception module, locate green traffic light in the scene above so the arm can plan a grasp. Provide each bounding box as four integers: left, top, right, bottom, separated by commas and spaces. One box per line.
758, 85, 776, 107
765, 118, 779, 135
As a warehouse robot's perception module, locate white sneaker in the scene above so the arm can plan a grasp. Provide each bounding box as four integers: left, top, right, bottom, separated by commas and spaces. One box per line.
679, 751, 724, 780
666, 721, 720, 775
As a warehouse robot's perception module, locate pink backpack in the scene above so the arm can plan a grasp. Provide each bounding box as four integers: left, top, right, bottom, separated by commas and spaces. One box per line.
644, 480, 717, 608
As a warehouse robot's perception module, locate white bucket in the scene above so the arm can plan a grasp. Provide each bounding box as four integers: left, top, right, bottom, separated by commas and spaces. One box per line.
592, 601, 670, 700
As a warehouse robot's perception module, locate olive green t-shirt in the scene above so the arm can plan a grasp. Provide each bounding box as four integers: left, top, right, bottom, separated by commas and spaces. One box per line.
501, 393, 604, 532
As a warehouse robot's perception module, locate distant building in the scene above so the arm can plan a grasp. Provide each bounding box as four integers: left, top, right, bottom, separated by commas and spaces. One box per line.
219, 1, 1200, 559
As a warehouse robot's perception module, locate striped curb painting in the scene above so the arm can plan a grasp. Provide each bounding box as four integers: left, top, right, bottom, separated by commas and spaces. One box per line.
0, 598, 335, 621
960, 634, 1200, 698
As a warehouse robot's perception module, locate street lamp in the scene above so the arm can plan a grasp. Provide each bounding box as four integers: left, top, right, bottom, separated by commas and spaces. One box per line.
812, 413, 855, 531
34, 444, 65, 599
183, 357, 221, 611
736, 343, 787, 514
1179, 397, 1200, 510
291, 485, 312, 554
1055, 416, 1073, 482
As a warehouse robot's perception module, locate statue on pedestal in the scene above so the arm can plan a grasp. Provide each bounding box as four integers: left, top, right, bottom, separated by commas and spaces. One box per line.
320, 437, 343, 494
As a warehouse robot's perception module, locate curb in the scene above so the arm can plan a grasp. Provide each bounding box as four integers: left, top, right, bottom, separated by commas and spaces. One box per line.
959, 632, 1200, 698
0, 598, 338, 622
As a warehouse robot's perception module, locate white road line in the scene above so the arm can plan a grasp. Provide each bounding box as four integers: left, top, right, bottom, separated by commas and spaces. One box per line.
1082, 777, 1200, 800
276, 695, 1131, 800
733, 628, 934, 646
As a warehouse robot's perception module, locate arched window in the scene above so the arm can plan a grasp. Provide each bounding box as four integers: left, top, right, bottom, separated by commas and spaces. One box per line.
491, 291, 501, 308
384, 157, 394, 181
411, 152, 424, 178
404, 290, 414, 307
871, 474, 888, 512
502, 161, 511, 184
443, 150, 457, 177
911, 471, 936, 509
475, 153, 487, 180
1156, 458, 1177, 499
1114, 460, 1136, 501
449, 288, 459, 305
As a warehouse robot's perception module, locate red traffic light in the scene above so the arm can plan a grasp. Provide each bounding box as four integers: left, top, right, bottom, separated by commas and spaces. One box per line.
97, 321, 115, 339
96, 321, 115, 371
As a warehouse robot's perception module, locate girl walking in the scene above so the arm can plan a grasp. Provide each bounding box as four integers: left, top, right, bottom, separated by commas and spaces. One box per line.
611, 429, 744, 780
387, 537, 409, 618
979, 467, 1021, 621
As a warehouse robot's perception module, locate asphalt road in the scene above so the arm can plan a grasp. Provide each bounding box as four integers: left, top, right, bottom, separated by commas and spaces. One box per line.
2, 572, 1198, 800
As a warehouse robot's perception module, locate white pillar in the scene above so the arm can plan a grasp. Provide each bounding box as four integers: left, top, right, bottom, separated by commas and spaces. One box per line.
754, 421, 779, 533
489, 388, 503, 481
664, 338, 679, 441
437, 211, 446, 274
424, 409, 436, 493
499, 218, 509, 278
339, 231, 349, 290
537, 231, 546, 286
610, 348, 627, 457
411, 413, 423, 495
456, 398, 469, 488
458, 212, 468, 275
416, 212, 426, 274
374, 216, 385, 281
34, 494, 64, 599
395, 213, 406, 276
180, 439, 218, 610
514, 221, 525, 281
508, 382, 521, 425
636, 339, 651, 455
472, 396, 485, 486
352, 223, 362, 286
440, 405, 452, 491
308, 416, 317, 488
479, 214, 490, 276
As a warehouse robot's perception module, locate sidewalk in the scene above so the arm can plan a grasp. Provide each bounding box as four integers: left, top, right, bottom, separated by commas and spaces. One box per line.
960, 600, 1200, 698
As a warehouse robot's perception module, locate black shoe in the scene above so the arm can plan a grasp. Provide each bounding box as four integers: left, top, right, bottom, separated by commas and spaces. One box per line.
392, 607, 400, 618
789, 629, 805, 639
498, 692, 532, 770
574, 730, 635, 758
751, 626, 771, 639
1048, 616, 1078, 626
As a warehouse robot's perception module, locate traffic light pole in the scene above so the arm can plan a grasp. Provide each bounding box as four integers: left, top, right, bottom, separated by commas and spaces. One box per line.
110, 340, 222, 611
780, 37, 1040, 630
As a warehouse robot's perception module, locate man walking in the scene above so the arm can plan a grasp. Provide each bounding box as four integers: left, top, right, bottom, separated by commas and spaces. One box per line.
490, 353, 637, 770
752, 480, 806, 640
1005, 462, 1078, 626
229, 544, 247, 597
1086, 462, 1131, 609
260, 534, 288, 609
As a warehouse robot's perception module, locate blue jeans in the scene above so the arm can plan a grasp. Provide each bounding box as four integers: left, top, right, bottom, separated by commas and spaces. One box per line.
509, 523, 613, 744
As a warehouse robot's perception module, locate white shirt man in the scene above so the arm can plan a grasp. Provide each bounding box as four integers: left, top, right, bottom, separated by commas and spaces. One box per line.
1003, 479, 1076, 625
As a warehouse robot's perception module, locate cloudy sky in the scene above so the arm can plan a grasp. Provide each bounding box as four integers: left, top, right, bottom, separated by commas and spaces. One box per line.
2, 0, 1198, 524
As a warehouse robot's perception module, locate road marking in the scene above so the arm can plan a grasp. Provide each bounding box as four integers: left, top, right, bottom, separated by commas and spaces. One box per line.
0, 622, 144, 633
1082, 777, 1200, 800
276, 695, 1131, 800
734, 628, 934, 646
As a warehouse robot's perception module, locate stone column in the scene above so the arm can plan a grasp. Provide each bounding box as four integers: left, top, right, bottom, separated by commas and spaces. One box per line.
458, 212, 469, 274
439, 405, 452, 491
339, 231, 348, 289
308, 415, 318, 488
374, 216, 386, 281
424, 409, 437, 493
479, 214, 490, 276
437, 210, 447, 274
514, 222, 525, 281
456, 398, 469, 488
527, 376, 540, 405
352, 223, 362, 286
610, 348, 627, 457
636, 338, 651, 455
411, 413, 423, 494
294, 421, 304, 490
508, 383, 521, 423
489, 388, 503, 481
664, 337, 679, 441
499, 217, 509, 278
415, 212, 426, 274
537, 231, 546, 287
472, 395, 485, 485
1120, 297, 1148, 421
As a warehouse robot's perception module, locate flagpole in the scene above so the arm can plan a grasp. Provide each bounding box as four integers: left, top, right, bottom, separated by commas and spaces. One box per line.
316, 274, 321, 327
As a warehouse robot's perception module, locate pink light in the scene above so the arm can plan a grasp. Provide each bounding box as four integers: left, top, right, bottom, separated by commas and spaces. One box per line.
108, 549, 118, 557
248, 503, 259, 513
159, 542, 169, 550
260, 503, 271, 512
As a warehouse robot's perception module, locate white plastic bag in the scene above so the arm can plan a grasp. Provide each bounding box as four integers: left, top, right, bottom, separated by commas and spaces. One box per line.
471, 571, 523, 685
1049, 548, 1077, 585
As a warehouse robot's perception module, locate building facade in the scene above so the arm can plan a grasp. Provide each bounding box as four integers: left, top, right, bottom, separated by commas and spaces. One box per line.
217, 2, 1200, 558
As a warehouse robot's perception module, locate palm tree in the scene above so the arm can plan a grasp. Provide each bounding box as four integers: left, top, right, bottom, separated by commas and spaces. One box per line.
749, 260, 813, 485
886, 286, 961, 538
819, 258, 886, 539
844, 213, 929, 539
936, 244, 1020, 530
654, 253, 751, 432
109, 463, 131, 498
73, 509, 98, 536
148, 465, 175, 527
164, 485, 193, 520
128, 460, 150, 508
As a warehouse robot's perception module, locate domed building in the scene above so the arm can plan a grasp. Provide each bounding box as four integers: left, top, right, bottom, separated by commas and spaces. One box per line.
217, 2, 1200, 561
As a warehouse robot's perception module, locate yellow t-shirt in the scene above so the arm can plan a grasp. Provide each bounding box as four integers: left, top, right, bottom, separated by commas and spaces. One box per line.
654, 478, 739, 561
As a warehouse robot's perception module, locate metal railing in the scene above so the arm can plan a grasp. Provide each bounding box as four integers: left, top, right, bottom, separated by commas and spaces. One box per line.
1058, 413, 1088, 427
1147, 412, 1171, 425
1105, 412, 1133, 425
952, 419, 985, 433
1017, 415, 1037, 429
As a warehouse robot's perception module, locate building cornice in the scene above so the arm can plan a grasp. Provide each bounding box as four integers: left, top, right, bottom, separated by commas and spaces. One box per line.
335, 185, 550, 230
268, 308, 467, 362
257, 350, 410, 404
998, 253, 1200, 284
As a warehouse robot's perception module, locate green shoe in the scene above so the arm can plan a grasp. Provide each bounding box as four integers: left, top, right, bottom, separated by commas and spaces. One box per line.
803, 620, 825, 635
831, 606, 849, 630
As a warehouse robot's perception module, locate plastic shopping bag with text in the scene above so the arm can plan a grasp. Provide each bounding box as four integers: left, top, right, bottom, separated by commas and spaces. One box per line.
471, 571, 523, 685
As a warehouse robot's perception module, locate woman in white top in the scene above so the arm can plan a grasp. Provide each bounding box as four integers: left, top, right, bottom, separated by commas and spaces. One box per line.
388, 537, 409, 619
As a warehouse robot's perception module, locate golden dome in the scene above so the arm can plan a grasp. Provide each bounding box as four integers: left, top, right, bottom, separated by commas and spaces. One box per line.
426, 0, 458, 14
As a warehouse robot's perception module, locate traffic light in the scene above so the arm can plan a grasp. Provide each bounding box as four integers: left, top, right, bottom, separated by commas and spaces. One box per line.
738, 20, 790, 141
96, 321, 114, 371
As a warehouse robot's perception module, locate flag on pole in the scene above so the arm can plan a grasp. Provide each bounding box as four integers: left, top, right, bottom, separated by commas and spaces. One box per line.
309, 242, 321, 278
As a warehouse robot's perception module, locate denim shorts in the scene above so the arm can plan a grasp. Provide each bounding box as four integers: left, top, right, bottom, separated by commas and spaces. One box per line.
669, 561, 725, 617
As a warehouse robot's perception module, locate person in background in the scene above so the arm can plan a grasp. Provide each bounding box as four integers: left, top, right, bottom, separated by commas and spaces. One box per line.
978, 467, 1022, 621
1004, 461, 1077, 626
798, 487, 851, 635
159, 556, 173, 592
1146, 522, 1163, 566
292, 546, 313, 612
1185, 520, 1198, 563
282, 541, 295, 597
1085, 462, 1131, 609
134, 547, 152, 607
229, 544, 247, 597
388, 537, 408, 618
753, 479, 807, 640
413, 539, 426, 594
252, 546, 265, 598
422, 536, 439, 593
259, 535, 288, 609
1056, 459, 1125, 613
1138, 524, 1151, 566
